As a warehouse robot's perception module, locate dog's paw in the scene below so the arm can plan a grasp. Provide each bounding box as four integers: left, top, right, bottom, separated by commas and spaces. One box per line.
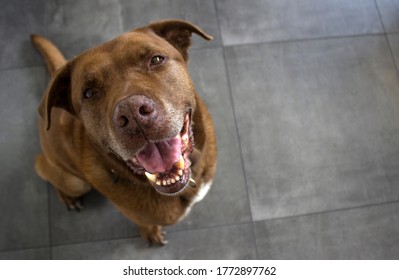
65, 197, 84, 212
140, 225, 168, 246
56, 190, 84, 212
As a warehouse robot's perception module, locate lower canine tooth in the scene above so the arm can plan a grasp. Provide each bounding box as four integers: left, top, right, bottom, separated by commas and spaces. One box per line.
189, 178, 196, 188
145, 172, 157, 183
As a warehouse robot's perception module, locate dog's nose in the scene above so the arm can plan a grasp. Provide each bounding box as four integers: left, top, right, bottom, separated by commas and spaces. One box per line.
113, 95, 158, 133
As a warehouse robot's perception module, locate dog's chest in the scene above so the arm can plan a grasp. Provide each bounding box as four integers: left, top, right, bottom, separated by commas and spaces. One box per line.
192, 180, 212, 204
178, 180, 212, 222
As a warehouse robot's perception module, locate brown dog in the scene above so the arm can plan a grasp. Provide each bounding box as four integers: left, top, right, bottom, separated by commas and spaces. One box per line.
31, 19, 217, 245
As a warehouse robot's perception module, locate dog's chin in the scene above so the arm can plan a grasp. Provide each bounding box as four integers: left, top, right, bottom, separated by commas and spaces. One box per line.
125, 112, 194, 195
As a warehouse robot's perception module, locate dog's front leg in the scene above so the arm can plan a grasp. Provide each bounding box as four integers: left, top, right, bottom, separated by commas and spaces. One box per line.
139, 224, 168, 246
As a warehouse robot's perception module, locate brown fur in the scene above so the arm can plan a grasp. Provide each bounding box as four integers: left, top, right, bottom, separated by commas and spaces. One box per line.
31, 20, 217, 245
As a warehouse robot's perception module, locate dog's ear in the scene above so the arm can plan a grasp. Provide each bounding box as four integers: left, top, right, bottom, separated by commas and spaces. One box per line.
145, 19, 213, 61
38, 63, 75, 130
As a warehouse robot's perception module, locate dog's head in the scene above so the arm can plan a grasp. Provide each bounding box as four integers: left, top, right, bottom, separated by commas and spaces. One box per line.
39, 20, 212, 195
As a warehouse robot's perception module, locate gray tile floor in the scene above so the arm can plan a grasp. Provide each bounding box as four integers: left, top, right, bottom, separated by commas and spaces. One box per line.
1, 0, 399, 260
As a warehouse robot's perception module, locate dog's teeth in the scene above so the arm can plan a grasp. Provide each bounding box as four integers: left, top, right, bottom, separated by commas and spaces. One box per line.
178, 169, 183, 176
145, 172, 157, 183
167, 179, 171, 185
175, 175, 180, 181
175, 155, 185, 169
182, 134, 189, 142
162, 180, 167, 186
171, 179, 176, 184
156, 180, 161, 185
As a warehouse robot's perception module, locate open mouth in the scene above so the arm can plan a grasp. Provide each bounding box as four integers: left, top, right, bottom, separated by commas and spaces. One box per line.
126, 111, 194, 194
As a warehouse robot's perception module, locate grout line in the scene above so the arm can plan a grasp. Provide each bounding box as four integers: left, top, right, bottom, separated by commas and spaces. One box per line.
50, 237, 138, 250
373, 0, 399, 79
374, 0, 386, 33
222, 32, 387, 49
43, 1, 53, 260
0, 245, 52, 255
214, 0, 260, 260
48, 221, 255, 249
253, 199, 399, 225
0, 64, 46, 72
47, 183, 53, 260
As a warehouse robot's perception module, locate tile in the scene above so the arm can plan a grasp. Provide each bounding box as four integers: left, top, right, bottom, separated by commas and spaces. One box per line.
217, 0, 383, 46
52, 223, 257, 260
46, 0, 123, 59
225, 36, 399, 221
174, 47, 251, 231
0, 67, 49, 251
0, 0, 48, 69
119, 0, 221, 48
376, 0, 399, 32
0, 248, 50, 260
255, 202, 399, 259
49, 188, 139, 246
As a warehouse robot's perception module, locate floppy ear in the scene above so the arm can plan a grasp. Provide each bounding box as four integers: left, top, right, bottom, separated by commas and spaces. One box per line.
145, 19, 213, 61
38, 63, 75, 130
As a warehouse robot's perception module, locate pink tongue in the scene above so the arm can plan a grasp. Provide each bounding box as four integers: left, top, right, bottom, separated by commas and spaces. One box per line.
136, 137, 182, 173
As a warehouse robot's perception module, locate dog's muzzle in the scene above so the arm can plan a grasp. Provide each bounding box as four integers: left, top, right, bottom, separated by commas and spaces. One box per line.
113, 95, 195, 194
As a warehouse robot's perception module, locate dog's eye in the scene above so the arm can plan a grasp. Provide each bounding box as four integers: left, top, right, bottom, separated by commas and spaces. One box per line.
150, 55, 165, 66
83, 88, 97, 99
